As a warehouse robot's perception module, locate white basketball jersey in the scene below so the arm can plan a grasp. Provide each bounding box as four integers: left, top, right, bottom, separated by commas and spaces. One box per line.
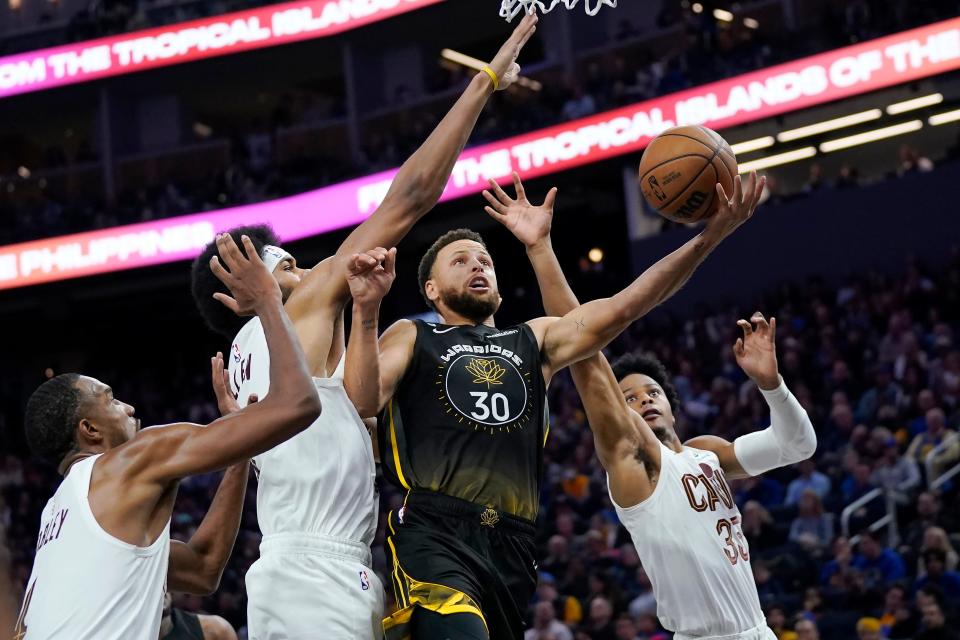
229, 317, 378, 544
610, 444, 764, 637
19, 455, 170, 639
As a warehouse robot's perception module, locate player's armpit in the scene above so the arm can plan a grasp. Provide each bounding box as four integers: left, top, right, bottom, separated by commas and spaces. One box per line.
570, 354, 660, 507
684, 435, 749, 480
376, 320, 418, 413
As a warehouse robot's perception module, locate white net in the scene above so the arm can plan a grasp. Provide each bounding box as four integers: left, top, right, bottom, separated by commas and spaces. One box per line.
499, 0, 618, 22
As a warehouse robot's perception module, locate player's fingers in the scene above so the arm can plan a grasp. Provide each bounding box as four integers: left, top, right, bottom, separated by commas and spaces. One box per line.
737, 319, 753, 336
482, 190, 509, 214
733, 338, 744, 356
213, 292, 241, 314
512, 172, 527, 202
216, 233, 244, 269
517, 15, 537, 49
484, 206, 508, 223
543, 187, 558, 209
752, 312, 769, 333
716, 181, 729, 206
209, 255, 235, 285
732, 174, 743, 205
385, 247, 397, 276
753, 174, 766, 205
367, 247, 388, 263
241, 235, 265, 267
770, 317, 777, 342
743, 172, 757, 206
488, 177, 512, 204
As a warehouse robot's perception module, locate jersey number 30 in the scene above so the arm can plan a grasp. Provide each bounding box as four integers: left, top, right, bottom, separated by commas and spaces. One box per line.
469, 392, 511, 422
716, 516, 750, 565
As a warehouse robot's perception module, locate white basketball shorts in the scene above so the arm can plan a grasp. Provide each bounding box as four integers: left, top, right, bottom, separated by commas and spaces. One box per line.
674, 621, 778, 640
246, 532, 385, 640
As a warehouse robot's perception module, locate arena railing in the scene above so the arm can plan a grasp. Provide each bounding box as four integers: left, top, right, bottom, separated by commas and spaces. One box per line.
844, 488, 899, 549
925, 432, 960, 492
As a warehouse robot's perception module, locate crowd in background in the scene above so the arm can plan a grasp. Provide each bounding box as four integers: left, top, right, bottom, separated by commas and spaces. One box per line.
2, 240, 959, 638
3, 0, 960, 246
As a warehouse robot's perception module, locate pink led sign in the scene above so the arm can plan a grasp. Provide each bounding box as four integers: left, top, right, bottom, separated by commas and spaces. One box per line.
2, 16, 959, 290
0, 0, 442, 99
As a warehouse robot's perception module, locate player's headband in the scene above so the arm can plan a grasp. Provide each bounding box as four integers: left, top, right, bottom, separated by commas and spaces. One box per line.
261, 245, 293, 273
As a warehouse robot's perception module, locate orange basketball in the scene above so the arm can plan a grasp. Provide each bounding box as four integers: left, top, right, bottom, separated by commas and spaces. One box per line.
638, 125, 738, 224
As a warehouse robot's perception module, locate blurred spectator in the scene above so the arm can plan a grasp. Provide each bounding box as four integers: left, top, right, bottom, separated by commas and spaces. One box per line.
802, 164, 825, 194
526, 601, 573, 640
856, 616, 884, 640
915, 600, 956, 640
917, 527, 959, 574
584, 596, 615, 640
904, 492, 949, 550
853, 531, 907, 589
906, 408, 959, 477
785, 459, 832, 505
794, 617, 820, 640
876, 584, 910, 637
836, 164, 860, 190
870, 438, 921, 495
898, 145, 935, 177
789, 490, 834, 556
561, 86, 597, 121
913, 549, 960, 602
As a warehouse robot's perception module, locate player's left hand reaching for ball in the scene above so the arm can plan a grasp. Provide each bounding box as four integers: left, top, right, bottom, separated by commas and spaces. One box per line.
733, 312, 780, 391
346, 247, 397, 308
483, 172, 558, 249
210, 351, 258, 416
486, 13, 538, 92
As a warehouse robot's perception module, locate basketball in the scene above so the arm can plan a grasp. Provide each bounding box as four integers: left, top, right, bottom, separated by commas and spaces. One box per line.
638, 125, 738, 224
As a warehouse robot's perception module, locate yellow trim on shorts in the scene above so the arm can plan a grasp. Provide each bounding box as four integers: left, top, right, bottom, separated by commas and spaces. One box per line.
382, 558, 488, 636
388, 402, 411, 490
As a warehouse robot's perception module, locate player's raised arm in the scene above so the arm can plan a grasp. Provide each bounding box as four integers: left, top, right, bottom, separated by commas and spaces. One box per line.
534, 173, 765, 379
167, 355, 255, 595
685, 313, 816, 479
125, 234, 322, 481
343, 247, 397, 418
486, 174, 660, 494
285, 14, 539, 317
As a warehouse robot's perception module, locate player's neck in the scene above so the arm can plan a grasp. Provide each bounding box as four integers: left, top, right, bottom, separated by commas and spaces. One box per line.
58, 450, 100, 476
437, 310, 496, 328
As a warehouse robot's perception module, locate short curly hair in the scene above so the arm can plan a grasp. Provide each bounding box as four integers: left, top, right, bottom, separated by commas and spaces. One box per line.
610, 352, 680, 413
417, 228, 486, 310
25, 374, 84, 466
190, 225, 280, 338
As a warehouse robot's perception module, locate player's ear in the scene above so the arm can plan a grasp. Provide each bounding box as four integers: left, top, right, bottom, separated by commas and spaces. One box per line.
425, 279, 440, 306
77, 418, 103, 445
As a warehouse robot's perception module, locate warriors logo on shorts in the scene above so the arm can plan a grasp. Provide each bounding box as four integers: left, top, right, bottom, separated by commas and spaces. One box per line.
438, 353, 535, 434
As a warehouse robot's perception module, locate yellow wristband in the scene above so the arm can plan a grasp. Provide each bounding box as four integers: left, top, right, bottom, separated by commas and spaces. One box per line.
481, 65, 500, 91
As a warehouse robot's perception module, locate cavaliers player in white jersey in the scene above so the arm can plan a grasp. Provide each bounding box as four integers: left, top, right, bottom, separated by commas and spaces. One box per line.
487, 174, 816, 640
15, 235, 321, 640
187, 16, 538, 639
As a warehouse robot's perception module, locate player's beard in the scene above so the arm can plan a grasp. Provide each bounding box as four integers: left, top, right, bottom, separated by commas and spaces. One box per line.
440, 287, 499, 323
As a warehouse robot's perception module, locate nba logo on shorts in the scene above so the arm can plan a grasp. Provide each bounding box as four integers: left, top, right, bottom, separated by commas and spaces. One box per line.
359, 570, 370, 591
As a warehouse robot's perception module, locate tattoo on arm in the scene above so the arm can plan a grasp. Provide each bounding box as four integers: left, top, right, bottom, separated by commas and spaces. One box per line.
575, 317, 586, 333
361, 319, 376, 331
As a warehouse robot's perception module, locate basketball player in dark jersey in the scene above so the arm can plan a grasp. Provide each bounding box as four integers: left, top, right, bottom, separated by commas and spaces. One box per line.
159, 593, 236, 640
344, 171, 765, 639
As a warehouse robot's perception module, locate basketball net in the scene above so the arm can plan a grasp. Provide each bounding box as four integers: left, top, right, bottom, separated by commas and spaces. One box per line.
499, 0, 618, 22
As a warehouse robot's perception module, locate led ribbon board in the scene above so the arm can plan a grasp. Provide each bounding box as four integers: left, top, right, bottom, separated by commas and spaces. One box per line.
2, 16, 959, 290
0, 0, 442, 99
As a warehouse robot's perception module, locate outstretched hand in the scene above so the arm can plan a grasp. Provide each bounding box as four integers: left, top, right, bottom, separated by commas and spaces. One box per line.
210, 351, 258, 416
209, 234, 282, 317
487, 12, 538, 91
705, 171, 766, 240
733, 312, 780, 390
347, 247, 397, 308
483, 172, 558, 249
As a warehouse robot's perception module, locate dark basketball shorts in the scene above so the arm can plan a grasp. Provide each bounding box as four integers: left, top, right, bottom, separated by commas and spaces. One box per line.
382, 490, 538, 640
